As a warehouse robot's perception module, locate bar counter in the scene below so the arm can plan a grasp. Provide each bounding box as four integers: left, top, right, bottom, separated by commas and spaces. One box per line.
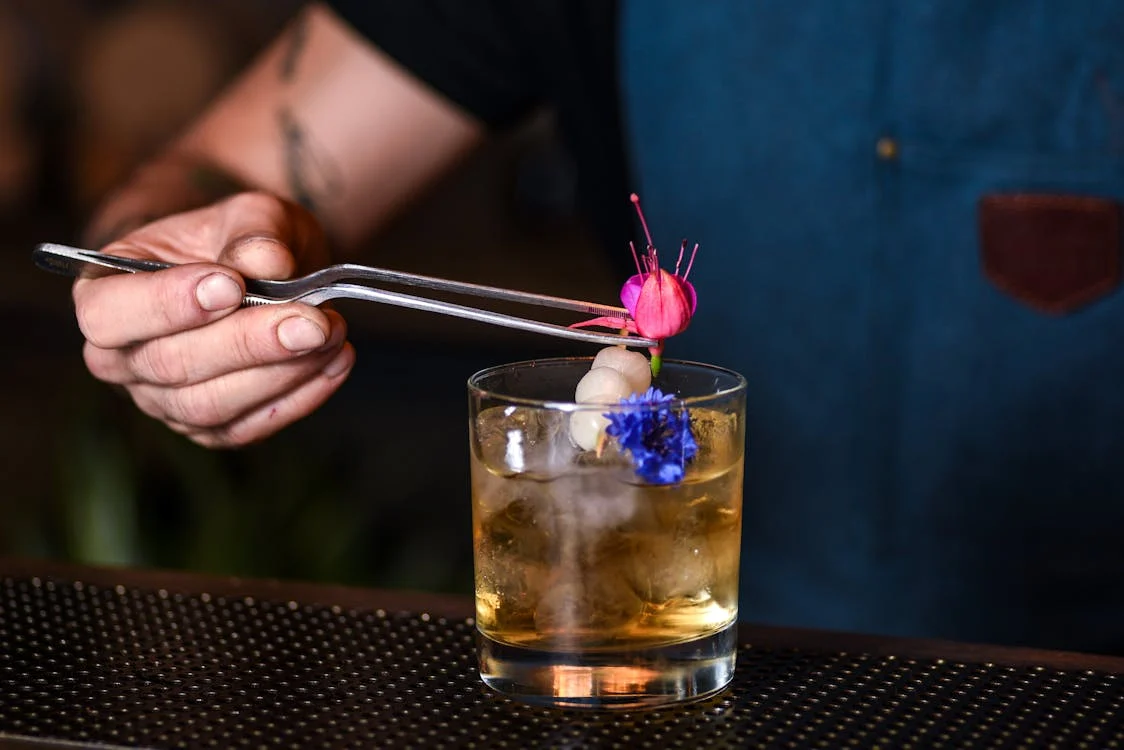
1, 557, 1122, 748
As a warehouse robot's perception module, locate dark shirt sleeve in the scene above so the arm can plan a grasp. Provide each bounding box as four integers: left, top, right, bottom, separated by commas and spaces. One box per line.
325, 0, 549, 128
325, 0, 632, 254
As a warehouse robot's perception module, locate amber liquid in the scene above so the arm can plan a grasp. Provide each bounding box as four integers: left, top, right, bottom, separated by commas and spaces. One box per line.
471, 407, 743, 653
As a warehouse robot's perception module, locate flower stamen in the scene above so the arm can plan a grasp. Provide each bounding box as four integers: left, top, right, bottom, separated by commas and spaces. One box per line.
683, 243, 699, 281
630, 192, 655, 248
570, 193, 700, 377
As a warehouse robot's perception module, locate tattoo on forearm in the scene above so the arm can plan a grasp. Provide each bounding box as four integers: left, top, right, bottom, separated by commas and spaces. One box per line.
279, 108, 342, 212
277, 10, 341, 212
280, 109, 314, 210
280, 10, 309, 82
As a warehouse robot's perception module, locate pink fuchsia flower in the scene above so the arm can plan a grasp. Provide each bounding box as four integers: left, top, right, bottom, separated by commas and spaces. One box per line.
573, 194, 698, 371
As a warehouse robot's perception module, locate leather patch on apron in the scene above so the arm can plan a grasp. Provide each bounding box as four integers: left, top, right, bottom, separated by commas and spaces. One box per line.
978, 193, 1121, 313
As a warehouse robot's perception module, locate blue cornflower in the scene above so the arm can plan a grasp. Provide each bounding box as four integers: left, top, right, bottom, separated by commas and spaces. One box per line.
604, 387, 698, 484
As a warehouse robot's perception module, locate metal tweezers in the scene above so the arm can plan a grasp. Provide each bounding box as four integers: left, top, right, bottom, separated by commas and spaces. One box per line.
33, 243, 656, 349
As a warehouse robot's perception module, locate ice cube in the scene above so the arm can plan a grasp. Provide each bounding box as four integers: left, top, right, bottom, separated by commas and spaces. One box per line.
706, 526, 741, 610
533, 569, 643, 635
623, 531, 716, 605
474, 406, 578, 478
549, 472, 640, 533
473, 405, 531, 473
685, 408, 743, 479
479, 496, 554, 562
471, 459, 517, 517
475, 489, 556, 630
475, 551, 548, 631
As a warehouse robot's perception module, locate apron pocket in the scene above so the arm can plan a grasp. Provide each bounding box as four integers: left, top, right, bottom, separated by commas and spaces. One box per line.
978, 193, 1122, 314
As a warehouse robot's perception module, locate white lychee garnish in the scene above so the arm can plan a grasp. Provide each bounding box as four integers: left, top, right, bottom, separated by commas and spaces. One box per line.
575, 365, 632, 404
592, 346, 652, 394
570, 365, 632, 451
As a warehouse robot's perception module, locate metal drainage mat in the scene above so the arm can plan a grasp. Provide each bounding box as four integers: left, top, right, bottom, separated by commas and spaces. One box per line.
1, 575, 1122, 749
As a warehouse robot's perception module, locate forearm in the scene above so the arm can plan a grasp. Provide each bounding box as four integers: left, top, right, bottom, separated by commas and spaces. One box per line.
83, 151, 247, 249
86, 3, 484, 255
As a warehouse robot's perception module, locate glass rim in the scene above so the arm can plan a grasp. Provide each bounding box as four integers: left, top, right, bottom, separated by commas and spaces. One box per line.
467, 356, 747, 411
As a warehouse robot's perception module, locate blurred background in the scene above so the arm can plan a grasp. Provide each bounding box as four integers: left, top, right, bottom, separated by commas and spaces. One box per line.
1, 0, 619, 594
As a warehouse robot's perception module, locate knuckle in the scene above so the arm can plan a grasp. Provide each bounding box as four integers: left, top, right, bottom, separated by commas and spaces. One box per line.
170, 383, 230, 429
73, 291, 111, 350
147, 385, 196, 428
153, 276, 199, 331
130, 339, 191, 386
195, 412, 263, 448
82, 343, 118, 383
208, 423, 256, 449
75, 254, 223, 350
324, 308, 348, 339
190, 432, 223, 449
230, 319, 271, 366
185, 427, 231, 449
129, 386, 169, 423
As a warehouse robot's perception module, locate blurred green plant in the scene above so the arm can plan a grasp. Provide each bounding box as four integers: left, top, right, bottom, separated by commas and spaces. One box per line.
32, 349, 481, 596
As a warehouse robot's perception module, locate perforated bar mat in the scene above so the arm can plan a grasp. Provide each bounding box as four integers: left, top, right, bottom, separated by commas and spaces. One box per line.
1, 576, 1122, 749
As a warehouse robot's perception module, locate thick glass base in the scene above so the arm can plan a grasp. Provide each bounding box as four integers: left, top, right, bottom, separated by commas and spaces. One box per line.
477, 622, 737, 710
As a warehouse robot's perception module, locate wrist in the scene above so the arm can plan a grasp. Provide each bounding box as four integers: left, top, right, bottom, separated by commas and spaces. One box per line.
83, 151, 248, 249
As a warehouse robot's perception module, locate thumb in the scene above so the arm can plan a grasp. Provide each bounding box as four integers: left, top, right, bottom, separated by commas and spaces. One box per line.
214, 192, 328, 280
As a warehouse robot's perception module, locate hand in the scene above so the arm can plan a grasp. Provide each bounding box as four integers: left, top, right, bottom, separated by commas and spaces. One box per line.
76, 192, 355, 448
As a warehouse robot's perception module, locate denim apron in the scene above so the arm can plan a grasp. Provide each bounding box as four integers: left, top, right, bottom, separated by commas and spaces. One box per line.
622, 0, 1124, 652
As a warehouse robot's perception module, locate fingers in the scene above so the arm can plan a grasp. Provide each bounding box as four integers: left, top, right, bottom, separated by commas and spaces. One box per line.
84, 305, 344, 386
73, 262, 246, 349
213, 193, 328, 278
94, 191, 327, 274
84, 306, 351, 447
167, 343, 356, 448
75, 193, 327, 350
73, 191, 345, 445
129, 338, 354, 433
